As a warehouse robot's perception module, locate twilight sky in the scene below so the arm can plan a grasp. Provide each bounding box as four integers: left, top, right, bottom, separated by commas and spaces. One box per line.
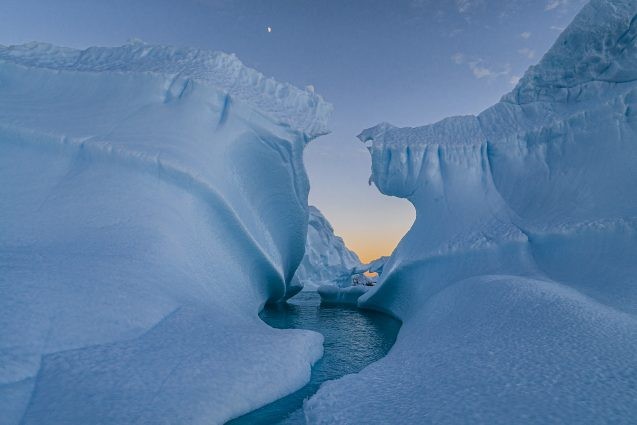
0, 0, 586, 262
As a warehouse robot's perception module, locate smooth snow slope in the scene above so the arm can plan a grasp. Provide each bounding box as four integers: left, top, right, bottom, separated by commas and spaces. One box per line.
0, 41, 331, 425
305, 0, 637, 423
294, 206, 362, 290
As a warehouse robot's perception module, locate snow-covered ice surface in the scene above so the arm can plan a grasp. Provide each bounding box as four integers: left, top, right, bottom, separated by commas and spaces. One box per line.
294, 206, 362, 291
0, 41, 331, 424
305, 0, 637, 423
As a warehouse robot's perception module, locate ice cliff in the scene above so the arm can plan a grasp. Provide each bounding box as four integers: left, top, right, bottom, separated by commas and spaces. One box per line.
306, 0, 637, 423
0, 41, 331, 424
293, 206, 362, 290
292, 206, 384, 305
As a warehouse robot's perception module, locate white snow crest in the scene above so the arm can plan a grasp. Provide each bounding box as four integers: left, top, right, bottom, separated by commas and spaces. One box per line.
0, 41, 332, 138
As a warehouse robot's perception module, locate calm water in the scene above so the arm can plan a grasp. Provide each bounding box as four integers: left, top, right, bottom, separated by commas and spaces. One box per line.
228, 291, 401, 425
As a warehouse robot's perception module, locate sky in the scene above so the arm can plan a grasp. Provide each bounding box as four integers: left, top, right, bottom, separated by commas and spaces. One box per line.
0, 0, 587, 262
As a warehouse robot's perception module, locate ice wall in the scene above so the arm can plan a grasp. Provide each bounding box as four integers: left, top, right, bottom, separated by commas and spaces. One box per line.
0, 42, 331, 424
306, 0, 637, 422
293, 206, 362, 290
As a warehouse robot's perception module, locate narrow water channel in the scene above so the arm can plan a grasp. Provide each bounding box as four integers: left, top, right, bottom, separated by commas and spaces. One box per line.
228, 291, 401, 425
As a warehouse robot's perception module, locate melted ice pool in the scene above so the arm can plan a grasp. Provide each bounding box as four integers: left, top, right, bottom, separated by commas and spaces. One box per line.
228, 291, 401, 424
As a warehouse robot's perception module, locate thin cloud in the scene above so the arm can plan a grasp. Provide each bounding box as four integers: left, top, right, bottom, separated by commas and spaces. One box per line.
409, 0, 447, 23
456, 0, 473, 13
455, 0, 486, 17
411, 0, 484, 17
518, 47, 536, 59
545, 0, 567, 11
470, 60, 510, 80
470, 62, 492, 79
451, 52, 465, 64
520, 31, 531, 39
451, 53, 512, 81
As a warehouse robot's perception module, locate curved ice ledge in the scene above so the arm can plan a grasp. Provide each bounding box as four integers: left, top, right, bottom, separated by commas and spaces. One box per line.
0, 42, 332, 424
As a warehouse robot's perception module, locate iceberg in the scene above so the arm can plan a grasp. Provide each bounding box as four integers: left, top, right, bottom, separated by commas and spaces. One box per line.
305, 0, 637, 423
0, 41, 331, 424
355, 255, 388, 276
292, 206, 381, 305
294, 206, 363, 291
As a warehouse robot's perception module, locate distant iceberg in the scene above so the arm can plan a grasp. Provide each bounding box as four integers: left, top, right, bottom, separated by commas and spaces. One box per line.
306, 0, 637, 423
0, 42, 331, 424
292, 206, 383, 305
294, 205, 363, 290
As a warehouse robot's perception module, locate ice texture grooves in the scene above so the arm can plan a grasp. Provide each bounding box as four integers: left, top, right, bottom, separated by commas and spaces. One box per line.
305, 0, 637, 423
0, 42, 330, 424
504, 0, 637, 103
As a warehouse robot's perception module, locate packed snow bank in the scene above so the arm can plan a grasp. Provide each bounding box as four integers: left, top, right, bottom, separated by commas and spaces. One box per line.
306, 0, 637, 422
294, 206, 363, 290
0, 41, 331, 424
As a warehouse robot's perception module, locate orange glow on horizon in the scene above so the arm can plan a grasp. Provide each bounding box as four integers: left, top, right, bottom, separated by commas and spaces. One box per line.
349, 238, 397, 263
307, 189, 416, 265
338, 221, 413, 264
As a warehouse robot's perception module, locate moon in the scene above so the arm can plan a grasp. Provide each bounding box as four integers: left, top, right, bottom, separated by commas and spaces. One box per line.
267, 26, 272, 33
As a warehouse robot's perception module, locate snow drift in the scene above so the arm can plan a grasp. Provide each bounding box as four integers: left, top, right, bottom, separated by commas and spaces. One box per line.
0, 41, 331, 424
306, 0, 637, 423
